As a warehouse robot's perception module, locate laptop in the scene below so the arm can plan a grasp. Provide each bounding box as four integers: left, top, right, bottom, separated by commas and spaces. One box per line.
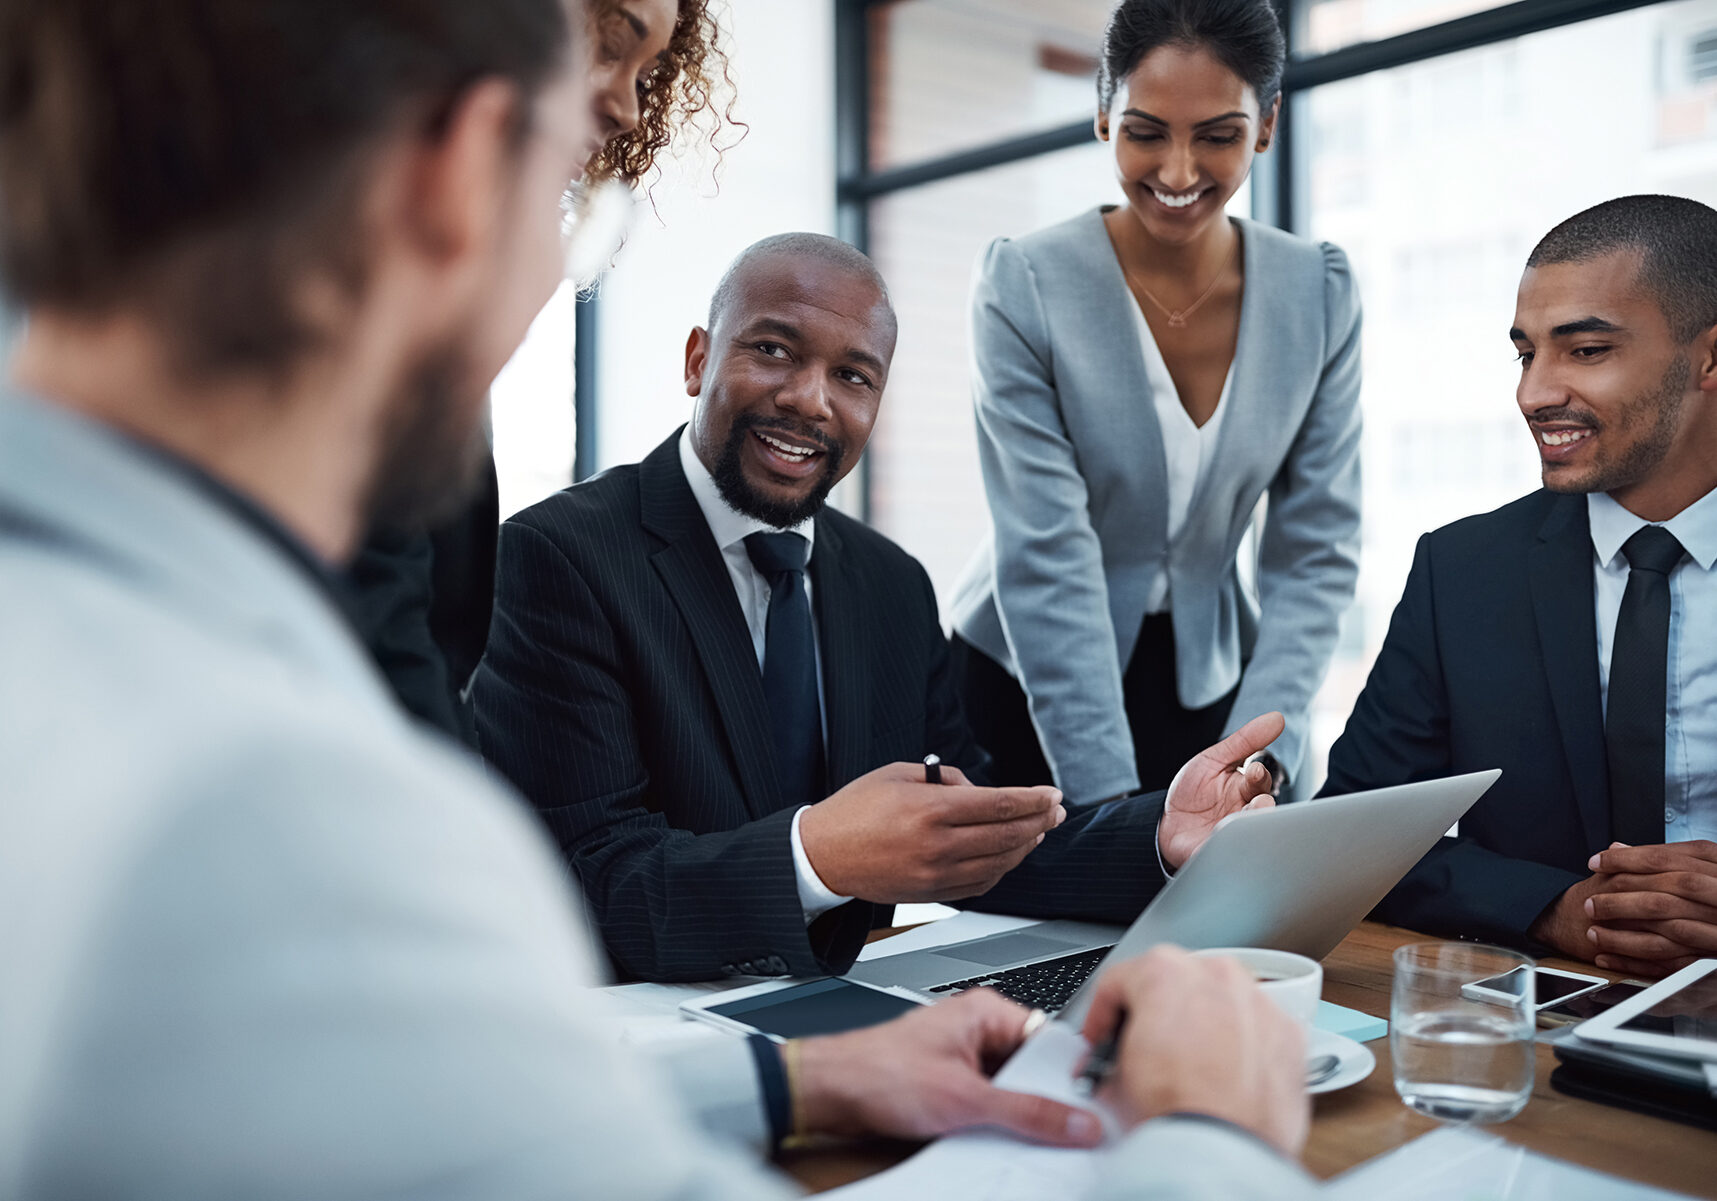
847, 770, 1500, 1024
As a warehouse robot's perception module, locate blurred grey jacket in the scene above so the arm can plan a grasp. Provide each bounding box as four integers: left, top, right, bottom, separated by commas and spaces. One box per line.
0, 388, 1315, 1200
951, 210, 1363, 804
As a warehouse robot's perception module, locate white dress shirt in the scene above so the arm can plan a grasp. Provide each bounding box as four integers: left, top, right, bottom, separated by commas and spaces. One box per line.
1589, 486, 1717, 842
678, 428, 851, 922
1130, 303, 1233, 615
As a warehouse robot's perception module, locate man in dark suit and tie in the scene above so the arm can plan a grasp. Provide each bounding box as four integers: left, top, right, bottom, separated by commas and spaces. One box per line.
476, 232, 1285, 982
1325, 195, 1717, 977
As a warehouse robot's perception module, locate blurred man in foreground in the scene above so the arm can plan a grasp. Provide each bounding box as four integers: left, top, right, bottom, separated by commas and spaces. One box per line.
0, 1, 1314, 1196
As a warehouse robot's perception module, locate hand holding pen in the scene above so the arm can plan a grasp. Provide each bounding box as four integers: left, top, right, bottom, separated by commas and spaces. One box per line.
922, 754, 942, 785
1073, 945, 1310, 1157
795, 761, 1064, 903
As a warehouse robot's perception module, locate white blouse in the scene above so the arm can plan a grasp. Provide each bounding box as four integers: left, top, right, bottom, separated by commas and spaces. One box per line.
1130, 302, 1233, 614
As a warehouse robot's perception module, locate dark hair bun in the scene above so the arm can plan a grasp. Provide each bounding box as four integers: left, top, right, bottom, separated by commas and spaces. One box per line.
1098, 0, 1287, 113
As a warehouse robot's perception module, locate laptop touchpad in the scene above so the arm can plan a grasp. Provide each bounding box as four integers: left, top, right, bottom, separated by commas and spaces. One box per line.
937, 933, 1082, 967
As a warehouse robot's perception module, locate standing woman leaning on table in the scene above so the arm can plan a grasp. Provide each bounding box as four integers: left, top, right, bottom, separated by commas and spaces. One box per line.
949, 0, 1362, 806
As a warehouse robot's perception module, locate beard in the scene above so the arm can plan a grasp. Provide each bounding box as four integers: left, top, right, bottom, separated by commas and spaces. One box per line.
1541, 355, 1687, 496
361, 347, 490, 533
710, 413, 845, 529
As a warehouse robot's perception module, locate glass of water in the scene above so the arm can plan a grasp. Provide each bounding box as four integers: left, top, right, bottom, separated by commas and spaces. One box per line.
1391, 941, 1535, 1124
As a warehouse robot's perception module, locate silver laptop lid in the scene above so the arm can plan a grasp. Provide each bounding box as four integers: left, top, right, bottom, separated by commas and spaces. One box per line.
1056, 769, 1501, 1025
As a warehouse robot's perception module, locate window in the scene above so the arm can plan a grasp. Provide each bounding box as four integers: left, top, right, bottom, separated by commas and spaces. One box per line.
869, 0, 1112, 170
1296, 0, 1509, 55
491, 282, 578, 521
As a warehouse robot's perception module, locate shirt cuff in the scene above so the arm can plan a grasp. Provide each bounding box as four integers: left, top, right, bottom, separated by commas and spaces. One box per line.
1154, 815, 1176, 880
790, 805, 851, 924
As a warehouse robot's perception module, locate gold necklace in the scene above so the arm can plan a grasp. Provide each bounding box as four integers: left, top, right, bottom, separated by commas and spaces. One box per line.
1123, 238, 1237, 329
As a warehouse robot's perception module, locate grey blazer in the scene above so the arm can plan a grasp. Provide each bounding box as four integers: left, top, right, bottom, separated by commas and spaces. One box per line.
0, 389, 1316, 1200
951, 209, 1363, 803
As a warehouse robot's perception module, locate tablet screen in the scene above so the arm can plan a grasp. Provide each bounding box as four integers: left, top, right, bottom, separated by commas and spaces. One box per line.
708, 979, 924, 1039
1612, 972, 1717, 1046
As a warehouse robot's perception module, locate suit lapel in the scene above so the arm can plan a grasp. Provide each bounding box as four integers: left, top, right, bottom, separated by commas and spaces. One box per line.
639, 433, 783, 820
1527, 493, 1610, 848
810, 517, 871, 793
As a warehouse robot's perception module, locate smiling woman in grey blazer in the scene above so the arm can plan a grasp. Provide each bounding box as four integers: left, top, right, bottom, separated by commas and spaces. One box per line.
949, 0, 1361, 807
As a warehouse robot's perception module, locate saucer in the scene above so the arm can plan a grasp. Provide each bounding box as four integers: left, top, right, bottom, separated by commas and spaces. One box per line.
1308, 1028, 1376, 1095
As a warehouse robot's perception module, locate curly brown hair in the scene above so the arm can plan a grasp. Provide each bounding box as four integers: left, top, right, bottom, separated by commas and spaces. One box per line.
584, 0, 741, 188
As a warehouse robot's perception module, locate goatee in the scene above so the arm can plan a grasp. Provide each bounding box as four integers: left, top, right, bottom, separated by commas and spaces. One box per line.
711, 414, 844, 529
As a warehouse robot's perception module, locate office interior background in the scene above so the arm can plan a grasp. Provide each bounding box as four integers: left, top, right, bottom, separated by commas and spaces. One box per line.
7, 0, 1715, 792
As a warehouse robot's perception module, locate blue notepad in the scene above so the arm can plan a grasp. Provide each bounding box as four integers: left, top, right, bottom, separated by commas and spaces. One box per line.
1316, 1000, 1388, 1043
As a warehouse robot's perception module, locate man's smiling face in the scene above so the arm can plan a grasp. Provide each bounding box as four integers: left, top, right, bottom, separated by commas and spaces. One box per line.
685, 249, 894, 528
1511, 248, 1694, 502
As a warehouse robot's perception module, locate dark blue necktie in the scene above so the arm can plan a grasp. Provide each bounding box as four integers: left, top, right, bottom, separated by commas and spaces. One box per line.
744, 532, 824, 808
1605, 525, 1685, 846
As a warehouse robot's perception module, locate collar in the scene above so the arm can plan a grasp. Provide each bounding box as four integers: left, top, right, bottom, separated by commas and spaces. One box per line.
677, 424, 817, 556
124, 434, 351, 612
1588, 483, 1717, 572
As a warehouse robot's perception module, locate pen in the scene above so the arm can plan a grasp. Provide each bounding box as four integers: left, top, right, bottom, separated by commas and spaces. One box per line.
922, 753, 941, 785
1076, 1033, 1119, 1095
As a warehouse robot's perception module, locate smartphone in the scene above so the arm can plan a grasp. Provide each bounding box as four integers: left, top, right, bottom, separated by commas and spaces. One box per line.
1536, 980, 1650, 1027
680, 977, 927, 1042
1460, 965, 1609, 1011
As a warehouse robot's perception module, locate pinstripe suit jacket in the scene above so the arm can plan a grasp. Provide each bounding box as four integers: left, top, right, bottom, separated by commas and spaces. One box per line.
475, 430, 1172, 982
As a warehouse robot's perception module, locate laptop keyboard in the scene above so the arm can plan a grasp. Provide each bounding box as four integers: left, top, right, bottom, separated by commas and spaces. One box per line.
924, 945, 1114, 1014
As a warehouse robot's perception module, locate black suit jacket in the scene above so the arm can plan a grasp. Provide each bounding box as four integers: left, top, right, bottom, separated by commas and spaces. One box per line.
1321, 490, 1611, 948
348, 455, 499, 747
476, 430, 1169, 982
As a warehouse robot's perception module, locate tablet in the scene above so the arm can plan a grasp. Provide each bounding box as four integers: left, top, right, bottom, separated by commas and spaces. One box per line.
680, 977, 928, 1042
1574, 959, 1717, 1063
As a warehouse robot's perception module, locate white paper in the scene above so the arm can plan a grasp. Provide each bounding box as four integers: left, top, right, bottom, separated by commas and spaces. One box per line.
1321, 1127, 1700, 1201
599, 978, 753, 1018
595, 978, 777, 1047
855, 911, 1044, 962
890, 902, 963, 927
822, 1021, 1117, 1200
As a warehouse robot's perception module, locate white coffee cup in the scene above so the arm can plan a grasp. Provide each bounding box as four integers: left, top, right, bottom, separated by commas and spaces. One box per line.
1193, 947, 1323, 1029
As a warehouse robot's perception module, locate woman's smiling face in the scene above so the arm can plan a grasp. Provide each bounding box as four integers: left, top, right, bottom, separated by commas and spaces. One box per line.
1099, 42, 1276, 247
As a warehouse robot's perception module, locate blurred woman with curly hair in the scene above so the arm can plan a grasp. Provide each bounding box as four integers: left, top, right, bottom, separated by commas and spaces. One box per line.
350, 0, 739, 748
584, 0, 737, 189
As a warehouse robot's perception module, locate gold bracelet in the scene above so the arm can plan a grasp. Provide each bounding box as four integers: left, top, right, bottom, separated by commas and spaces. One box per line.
779, 1039, 817, 1150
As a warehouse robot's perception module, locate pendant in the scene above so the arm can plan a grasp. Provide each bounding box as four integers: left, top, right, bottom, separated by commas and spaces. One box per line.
1167, 312, 1188, 328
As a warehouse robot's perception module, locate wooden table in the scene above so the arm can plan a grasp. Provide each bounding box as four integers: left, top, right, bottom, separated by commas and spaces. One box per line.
781, 922, 1717, 1196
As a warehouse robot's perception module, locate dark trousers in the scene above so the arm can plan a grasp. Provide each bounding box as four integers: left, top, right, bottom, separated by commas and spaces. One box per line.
952, 613, 1237, 795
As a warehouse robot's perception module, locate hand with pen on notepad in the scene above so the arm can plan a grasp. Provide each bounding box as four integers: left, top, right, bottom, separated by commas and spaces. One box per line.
1078, 945, 1309, 1157
789, 989, 1102, 1148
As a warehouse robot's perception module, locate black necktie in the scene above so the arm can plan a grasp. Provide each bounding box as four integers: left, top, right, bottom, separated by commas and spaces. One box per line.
1604, 525, 1685, 846
744, 532, 824, 808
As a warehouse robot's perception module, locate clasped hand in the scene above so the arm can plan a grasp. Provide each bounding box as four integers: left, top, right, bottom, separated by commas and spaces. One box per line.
1582, 839, 1717, 977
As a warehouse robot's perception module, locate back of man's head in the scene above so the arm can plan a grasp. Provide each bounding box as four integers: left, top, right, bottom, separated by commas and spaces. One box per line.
0, 0, 570, 376
1527, 195, 1717, 343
